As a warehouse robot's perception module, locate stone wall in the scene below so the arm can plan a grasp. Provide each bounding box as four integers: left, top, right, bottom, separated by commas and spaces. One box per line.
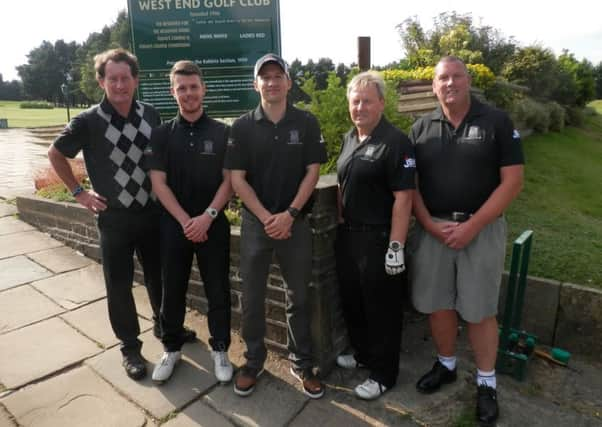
16, 179, 602, 362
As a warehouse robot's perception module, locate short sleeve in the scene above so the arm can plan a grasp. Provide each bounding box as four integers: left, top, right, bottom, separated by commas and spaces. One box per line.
386, 132, 416, 192
52, 114, 89, 158
303, 113, 328, 166
147, 124, 169, 171
497, 113, 525, 167
224, 118, 247, 171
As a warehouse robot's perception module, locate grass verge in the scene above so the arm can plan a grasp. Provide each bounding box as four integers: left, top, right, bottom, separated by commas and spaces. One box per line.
0, 100, 85, 128
505, 100, 602, 288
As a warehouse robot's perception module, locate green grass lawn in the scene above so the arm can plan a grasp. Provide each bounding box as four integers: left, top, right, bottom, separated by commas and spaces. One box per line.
505, 100, 602, 288
0, 100, 85, 128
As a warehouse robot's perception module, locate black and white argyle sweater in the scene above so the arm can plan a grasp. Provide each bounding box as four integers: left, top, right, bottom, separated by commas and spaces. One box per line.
53, 97, 161, 210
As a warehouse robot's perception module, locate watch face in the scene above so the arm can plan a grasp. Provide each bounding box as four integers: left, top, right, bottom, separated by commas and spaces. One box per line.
390, 242, 401, 251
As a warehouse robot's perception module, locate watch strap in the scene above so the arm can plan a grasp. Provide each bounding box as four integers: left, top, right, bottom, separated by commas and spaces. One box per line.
71, 185, 84, 197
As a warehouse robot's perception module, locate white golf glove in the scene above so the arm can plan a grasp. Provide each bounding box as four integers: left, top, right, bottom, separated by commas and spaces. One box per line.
385, 240, 405, 275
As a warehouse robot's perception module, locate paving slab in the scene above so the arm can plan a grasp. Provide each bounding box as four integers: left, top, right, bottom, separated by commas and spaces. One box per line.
0, 202, 17, 218
0, 405, 16, 427
0, 255, 53, 291
0, 317, 101, 389
162, 400, 234, 427
0, 216, 34, 235
132, 284, 155, 321
31, 263, 107, 310
27, 246, 93, 274
61, 299, 152, 349
291, 392, 418, 427
0, 366, 147, 427
87, 331, 216, 420
203, 369, 308, 427
0, 285, 64, 334
0, 230, 63, 259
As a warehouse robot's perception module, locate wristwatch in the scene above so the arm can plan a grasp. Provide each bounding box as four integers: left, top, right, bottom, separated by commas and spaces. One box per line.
389, 241, 404, 251
71, 185, 84, 197
205, 207, 218, 219
287, 207, 300, 218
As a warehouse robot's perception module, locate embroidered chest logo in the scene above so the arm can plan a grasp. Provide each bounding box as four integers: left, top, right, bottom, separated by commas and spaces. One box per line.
288, 129, 301, 145
403, 155, 416, 168
364, 146, 375, 158
202, 140, 215, 155
467, 126, 482, 139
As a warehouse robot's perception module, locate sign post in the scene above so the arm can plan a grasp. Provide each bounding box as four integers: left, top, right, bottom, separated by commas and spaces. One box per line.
128, 0, 281, 118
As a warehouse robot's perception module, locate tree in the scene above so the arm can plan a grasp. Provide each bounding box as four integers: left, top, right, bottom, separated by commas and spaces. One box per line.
0, 74, 23, 100
17, 40, 79, 102
396, 12, 516, 74
77, 10, 130, 103
502, 46, 560, 101
595, 62, 602, 99
557, 51, 596, 106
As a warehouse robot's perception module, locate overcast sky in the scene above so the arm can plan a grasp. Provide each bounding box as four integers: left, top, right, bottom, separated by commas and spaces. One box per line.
2, 0, 601, 81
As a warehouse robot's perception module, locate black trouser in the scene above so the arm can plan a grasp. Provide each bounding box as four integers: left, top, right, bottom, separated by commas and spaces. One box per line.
335, 225, 404, 389
97, 207, 163, 356
159, 213, 231, 352
239, 209, 314, 370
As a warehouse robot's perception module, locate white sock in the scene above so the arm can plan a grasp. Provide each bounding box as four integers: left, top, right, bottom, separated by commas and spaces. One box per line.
437, 354, 457, 371
477, 369, 496, 389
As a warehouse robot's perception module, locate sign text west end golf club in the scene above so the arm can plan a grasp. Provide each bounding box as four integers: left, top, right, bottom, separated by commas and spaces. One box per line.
128, 0, 281, 117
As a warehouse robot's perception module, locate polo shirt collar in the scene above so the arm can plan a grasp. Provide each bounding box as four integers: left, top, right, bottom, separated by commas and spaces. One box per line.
349, 116, 389, 141
431, 95, 486, 122
100, 96, 139, 121
175, 111, 208, 128
253, 103, 295, 124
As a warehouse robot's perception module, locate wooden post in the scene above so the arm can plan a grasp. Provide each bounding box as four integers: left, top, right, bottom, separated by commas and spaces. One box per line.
358, 36, 371, 71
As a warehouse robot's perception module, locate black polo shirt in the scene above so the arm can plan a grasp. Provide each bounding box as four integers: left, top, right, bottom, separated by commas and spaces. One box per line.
410, 96, 524, 215
147, 112, 229, 217
53, 97, 161, 211
224, 104, 327, 214
337, 117, 416, 225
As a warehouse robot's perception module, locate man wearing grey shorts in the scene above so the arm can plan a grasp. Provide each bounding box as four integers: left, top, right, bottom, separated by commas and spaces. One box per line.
409, 56, 524, 425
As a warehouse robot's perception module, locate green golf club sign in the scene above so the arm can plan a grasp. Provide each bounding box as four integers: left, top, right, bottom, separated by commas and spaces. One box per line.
128, 0, 281, 117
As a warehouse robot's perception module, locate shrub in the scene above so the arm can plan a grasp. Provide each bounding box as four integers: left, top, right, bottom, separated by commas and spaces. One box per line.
36, 183, 77, 202
383, 64, 496, 90
33, 159, 87, 190
565, 105, 585, 126
546, 101, 566, 132
33, 159, 89, 203
510, 97, 550, 133
20, 101, 54, 109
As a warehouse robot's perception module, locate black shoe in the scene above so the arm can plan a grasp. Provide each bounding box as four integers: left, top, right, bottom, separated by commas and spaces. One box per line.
153, 324, 197, 343
476, 384, 499, 425
416, 361, 457, 394
122, 353, 147, 380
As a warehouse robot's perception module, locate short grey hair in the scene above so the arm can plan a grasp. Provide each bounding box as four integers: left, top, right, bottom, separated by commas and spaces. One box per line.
347, 71, 386, 100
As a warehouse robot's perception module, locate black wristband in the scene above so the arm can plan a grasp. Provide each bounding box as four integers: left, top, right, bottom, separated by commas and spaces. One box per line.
287, 207, 299, 218
71, 185, 84, 197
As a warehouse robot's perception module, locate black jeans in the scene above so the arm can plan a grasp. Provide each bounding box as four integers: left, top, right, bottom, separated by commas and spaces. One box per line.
335, 226, 404, 388
97, 207, 163, 356
159, 213, 231, 352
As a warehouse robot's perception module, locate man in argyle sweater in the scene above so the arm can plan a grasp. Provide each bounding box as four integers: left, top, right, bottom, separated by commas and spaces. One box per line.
48, 48, 193, 380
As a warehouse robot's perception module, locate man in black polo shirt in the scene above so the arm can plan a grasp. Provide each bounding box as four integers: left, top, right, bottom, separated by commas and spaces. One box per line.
48, 48, 170, 380
225, 53, 327, 399
335, 71, 415, 400
147, 60, 233, 385
409, 56, 524, 425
